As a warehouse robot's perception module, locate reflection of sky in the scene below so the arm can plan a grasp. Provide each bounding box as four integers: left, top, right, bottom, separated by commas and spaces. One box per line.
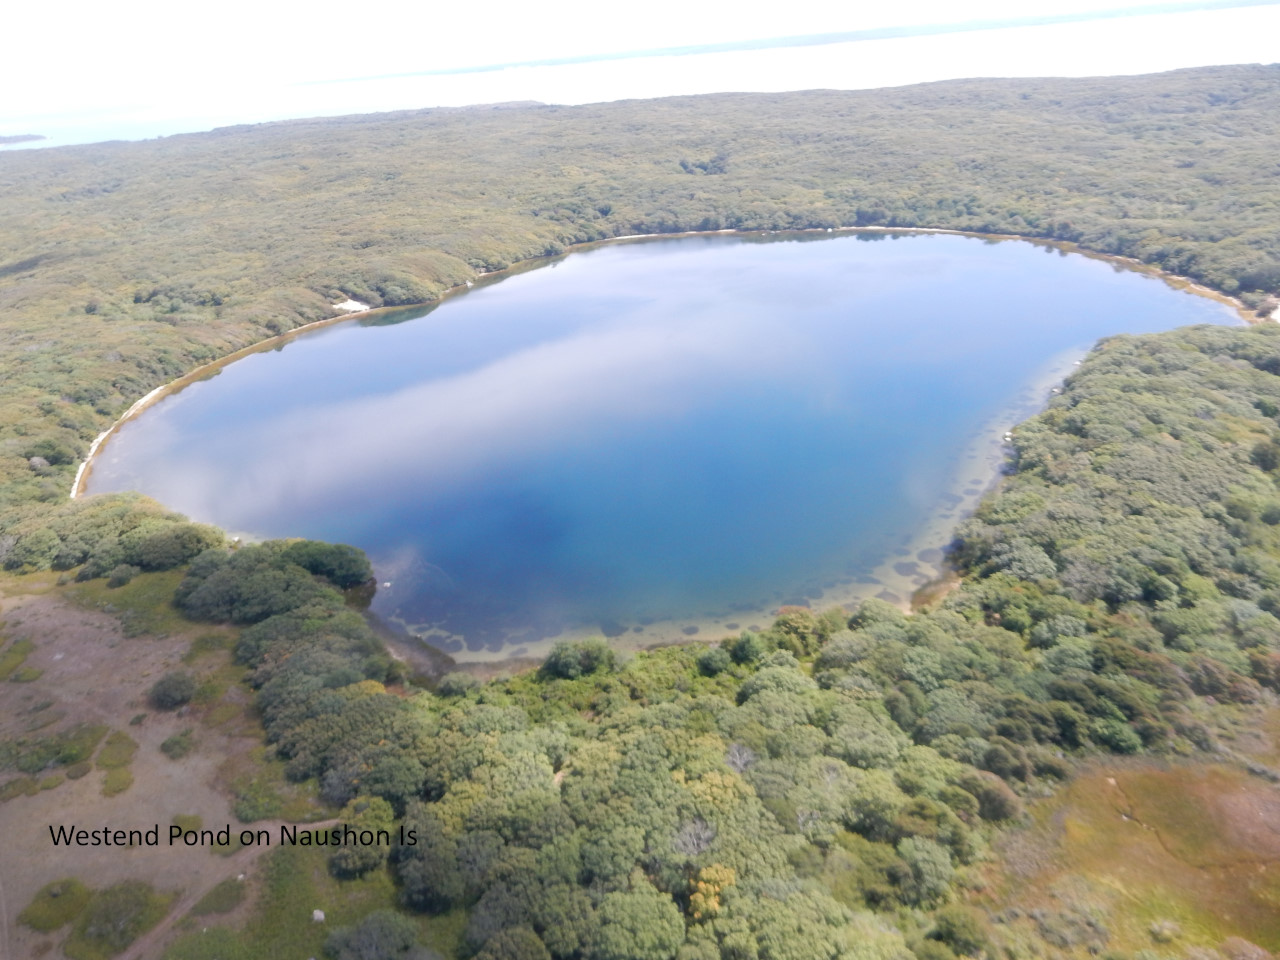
88, 233, 1239, 649
136, 303, 809, 523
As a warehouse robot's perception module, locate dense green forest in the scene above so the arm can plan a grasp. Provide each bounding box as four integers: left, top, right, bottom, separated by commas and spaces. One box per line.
5, 321, 1271, 960
2, 65, 1280, 536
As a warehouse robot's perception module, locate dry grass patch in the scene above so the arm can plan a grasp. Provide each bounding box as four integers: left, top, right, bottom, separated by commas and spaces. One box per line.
96, 731, 138, 769
18, 878, 92, 932
101, 767, 133, 796
984, 760, 1280, 953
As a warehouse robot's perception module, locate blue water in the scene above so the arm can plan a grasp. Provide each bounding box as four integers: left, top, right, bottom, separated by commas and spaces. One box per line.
85, 233, 1240, 653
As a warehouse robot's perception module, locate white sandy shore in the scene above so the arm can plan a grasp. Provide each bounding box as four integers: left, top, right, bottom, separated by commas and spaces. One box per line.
66, 226, 1261, 664
70, 383, 171, 499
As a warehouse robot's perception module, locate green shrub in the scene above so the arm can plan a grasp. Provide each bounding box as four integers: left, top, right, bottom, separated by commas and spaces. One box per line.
102, 768, 133, 796
0, 638, 34, 680
325, 910, 421, 960
542, 638, 616, 679
929, 906, 989, 957
149, 672, 196, 710
106, 563, 140, 588
124, 523, 224, 571
18, 878, 92, 932
0, 777, 39, 801
697, 646, 731, 676
161, 729, 195, 759
278, 540, 372, 588
726, 631, 766, 664
438, 671, 481, 696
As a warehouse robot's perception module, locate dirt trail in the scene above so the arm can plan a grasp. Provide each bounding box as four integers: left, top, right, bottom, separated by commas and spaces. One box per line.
0, 584, 330, 960
117, 818, 340, 960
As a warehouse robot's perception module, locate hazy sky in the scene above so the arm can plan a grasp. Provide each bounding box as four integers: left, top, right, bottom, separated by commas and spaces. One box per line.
4, 0, 1279, 148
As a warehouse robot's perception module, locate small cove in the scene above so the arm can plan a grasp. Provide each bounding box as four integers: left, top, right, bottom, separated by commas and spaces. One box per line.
82, 232, 1243, 660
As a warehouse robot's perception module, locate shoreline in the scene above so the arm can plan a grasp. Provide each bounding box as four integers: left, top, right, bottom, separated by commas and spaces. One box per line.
66, 226, 1257, 662
70, 225, 1261, 500
389, 349, 1090, 665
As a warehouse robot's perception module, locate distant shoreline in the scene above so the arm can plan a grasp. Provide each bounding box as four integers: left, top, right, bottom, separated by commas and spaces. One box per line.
69, 224, 1259, 500
0, 134, 45, 145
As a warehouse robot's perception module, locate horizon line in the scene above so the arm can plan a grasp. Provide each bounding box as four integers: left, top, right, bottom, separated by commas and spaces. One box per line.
303, 0, 1280, 86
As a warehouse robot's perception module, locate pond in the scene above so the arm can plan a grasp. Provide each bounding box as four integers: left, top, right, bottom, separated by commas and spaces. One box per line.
83, 232, 1241, 658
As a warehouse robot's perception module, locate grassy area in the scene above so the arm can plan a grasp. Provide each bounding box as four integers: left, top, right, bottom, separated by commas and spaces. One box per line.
190, 878, 245, 916
182, 631, 235, 664
165, 845, 398, 960
224, 746, 329, 824
0, 776, 38, 801
0, 638, 33, 680
66, 570, 191, 638
417, 908, 467, 960
0, 722, 107, 779
984, 756, 1280, 953
65, 880, 173, 960
95, 730, 137, 768
18, 878, 93, 932
101, 767, 133, 796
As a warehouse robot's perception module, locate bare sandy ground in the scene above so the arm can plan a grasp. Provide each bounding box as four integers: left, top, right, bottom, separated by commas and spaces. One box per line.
0, 585, 273, 960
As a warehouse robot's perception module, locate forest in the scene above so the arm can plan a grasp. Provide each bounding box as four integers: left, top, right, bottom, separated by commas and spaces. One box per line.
3, 63, 1280, 960
168, 321, 1280, 958
5, 322, 1280, 959
2, 65, 1280, 535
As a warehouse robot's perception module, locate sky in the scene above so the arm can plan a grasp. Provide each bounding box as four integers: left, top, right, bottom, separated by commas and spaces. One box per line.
3, 0, 1279, 149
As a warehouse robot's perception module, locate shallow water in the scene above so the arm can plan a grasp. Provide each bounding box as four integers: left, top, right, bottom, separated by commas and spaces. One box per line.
85, 232, 1240, 655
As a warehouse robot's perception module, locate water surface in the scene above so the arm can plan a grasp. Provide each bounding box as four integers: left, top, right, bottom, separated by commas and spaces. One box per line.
85, 233, 1240, 656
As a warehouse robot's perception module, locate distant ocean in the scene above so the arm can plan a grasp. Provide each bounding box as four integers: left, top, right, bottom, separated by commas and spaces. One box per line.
4, 1, 1277, 151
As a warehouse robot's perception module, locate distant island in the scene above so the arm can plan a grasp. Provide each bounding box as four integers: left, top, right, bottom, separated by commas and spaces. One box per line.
0, 133, 45, 145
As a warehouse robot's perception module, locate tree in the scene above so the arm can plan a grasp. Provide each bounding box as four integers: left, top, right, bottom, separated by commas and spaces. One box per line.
281, 540, 373, 588
928, 906, 989, 958
122, 522, 223, 571
590, 871, 684, 960
398, 804, 464, 912
325, 910, 423, 960
697, 647, 731, 676
330, 796, 395, 878
895, 837, 954, 907
542, 639, 616, 679
475, 927, 552, 960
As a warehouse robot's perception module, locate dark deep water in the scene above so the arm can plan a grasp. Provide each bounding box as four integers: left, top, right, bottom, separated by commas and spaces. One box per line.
84, 233, 1240, 655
